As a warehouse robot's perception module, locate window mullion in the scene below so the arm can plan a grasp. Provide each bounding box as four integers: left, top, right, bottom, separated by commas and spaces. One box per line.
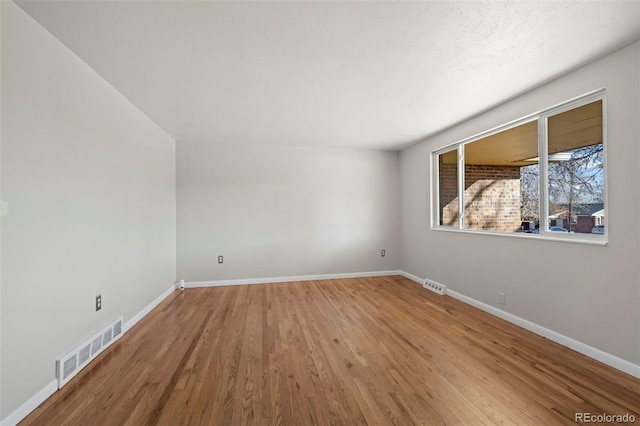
432, 152, 439, 227
458, 144, 465, 230
539, 116, 549, 234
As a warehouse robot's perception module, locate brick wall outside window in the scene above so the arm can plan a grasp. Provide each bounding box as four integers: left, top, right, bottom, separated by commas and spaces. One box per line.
440, 163, 521, 232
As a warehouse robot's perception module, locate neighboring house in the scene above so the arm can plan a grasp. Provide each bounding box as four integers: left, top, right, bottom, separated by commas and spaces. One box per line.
549, 203, 604, 233
592, 208, 605, 226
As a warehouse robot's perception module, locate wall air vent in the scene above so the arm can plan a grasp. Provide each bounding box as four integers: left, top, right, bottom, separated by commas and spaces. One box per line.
423, 279, 447, 295
56, 316, 124, 389
103, 328, 112, 345
113, 319, 122, 338
62, 355, 77, 381
91, 336, 102, 356
78, 343, 91, 366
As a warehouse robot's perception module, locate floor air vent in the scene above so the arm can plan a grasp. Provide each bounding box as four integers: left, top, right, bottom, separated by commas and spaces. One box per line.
423, 279, 447, 295
56, 316, 123, 389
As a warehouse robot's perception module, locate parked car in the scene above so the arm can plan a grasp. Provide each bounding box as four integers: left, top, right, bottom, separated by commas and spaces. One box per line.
591, 225, 605, 234
532, 226, 568, 234
549, 226, 569, 232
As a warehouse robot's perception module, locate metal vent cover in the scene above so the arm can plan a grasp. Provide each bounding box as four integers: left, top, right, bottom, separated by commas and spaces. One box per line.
423, 279, 447, 295
91, 336, 102, 356
103, 328, 113, 345
62, 355, 77, 380
78, 344, 91, 366
56, 316, 124, 388
113, 320, 122, 338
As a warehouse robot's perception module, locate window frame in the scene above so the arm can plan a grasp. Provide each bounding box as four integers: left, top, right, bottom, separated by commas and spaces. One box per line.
432, 145, 462, 229
431, 89, 607, 246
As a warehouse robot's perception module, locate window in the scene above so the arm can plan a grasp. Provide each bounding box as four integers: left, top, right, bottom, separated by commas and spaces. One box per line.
437, 148, 459, 227
462, 120, 538, 232
545, 100, 604, 234
433, 91, 606, 242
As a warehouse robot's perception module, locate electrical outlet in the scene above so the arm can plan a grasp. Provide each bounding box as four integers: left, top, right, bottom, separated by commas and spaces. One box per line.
381, 249, 386, 257
218, 255, 223, 264
499, 292, 506, 305
96, 295, 102, 311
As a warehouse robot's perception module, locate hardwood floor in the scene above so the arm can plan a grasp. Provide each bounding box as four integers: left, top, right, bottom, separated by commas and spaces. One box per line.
21, 276, 640, 425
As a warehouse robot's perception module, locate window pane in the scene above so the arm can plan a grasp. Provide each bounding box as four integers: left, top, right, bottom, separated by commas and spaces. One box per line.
462, 121, 539, 232
438, 148, 459, 227
520, 163, 540, 232
547, 100, 604, 234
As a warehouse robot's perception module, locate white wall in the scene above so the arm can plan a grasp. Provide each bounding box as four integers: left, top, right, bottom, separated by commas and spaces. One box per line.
400, 42, 640, 366
177, 142, 399, 281
0, 2, 176, 418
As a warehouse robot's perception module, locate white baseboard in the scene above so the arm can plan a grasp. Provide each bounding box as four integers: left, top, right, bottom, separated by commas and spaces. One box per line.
1, 284, 176, 426
124, 285, 176, 332
397, 270, 423, 285
186, 270, 401, 288
397, 270, 640, 379
0, 380, 57, 426
445, 289, 640, 379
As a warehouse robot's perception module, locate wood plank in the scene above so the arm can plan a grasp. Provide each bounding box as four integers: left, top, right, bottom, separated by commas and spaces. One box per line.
20, 276, 640, 425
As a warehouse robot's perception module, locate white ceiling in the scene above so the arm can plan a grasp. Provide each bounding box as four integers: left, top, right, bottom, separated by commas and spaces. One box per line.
16, 1, 640, 151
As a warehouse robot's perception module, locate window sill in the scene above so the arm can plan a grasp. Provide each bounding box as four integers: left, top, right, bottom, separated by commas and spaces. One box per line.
431, 226, 608, 246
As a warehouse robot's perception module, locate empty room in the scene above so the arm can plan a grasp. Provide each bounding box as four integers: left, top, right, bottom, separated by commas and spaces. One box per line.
1, 1, 640, 425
